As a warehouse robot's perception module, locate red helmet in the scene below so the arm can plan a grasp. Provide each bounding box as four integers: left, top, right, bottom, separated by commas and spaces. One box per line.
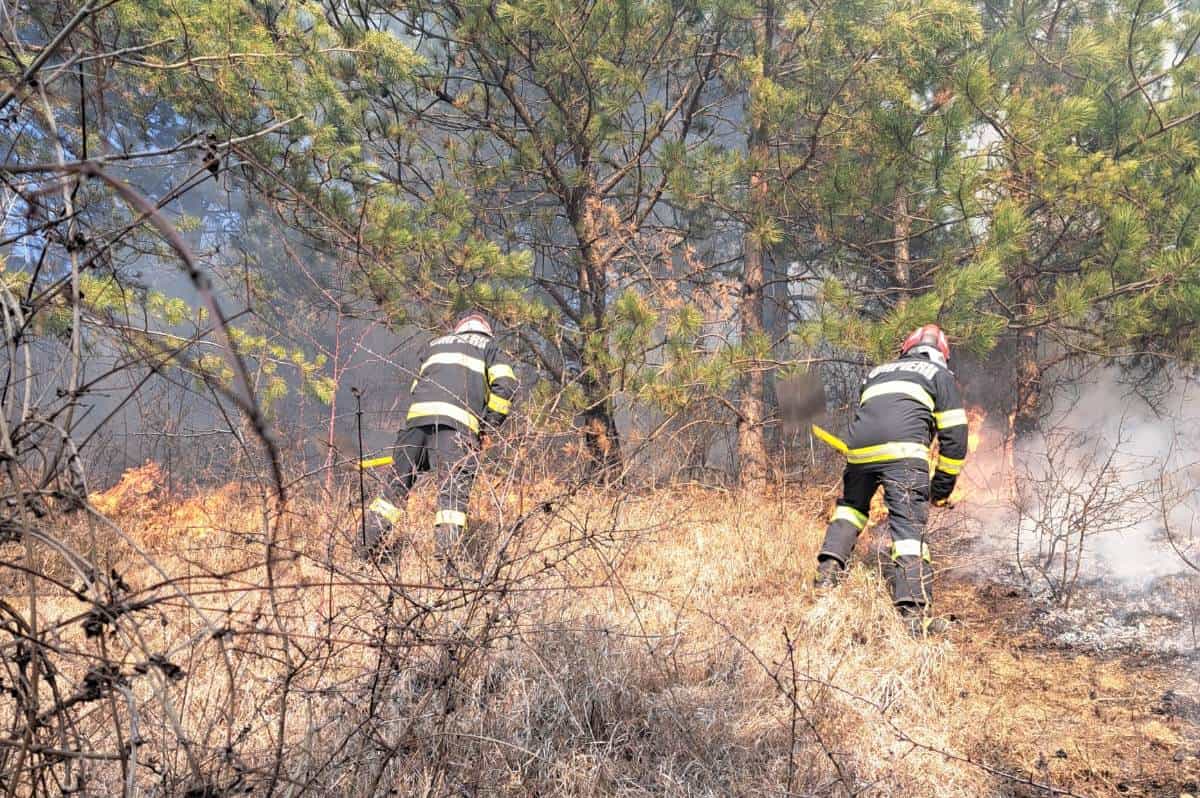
454, 312, 493, 336
900, 324, 950, 362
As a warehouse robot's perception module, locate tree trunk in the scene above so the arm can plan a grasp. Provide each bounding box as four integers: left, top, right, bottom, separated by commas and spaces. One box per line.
1000, 264, 1039, 497
763, 243, 786, 453
893, 185, 911, 305
736, 0, 774, 492
580, 368, 622, 477
1011, 266, 1040, 436
323, 314, 342, 492
738, 230, 769, 490
1012, 332, 1040, 435
572, 191, 623, 478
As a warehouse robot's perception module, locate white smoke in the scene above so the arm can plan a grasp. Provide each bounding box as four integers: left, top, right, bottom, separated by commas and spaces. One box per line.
1038, 371, 1200, 586
960, 368, 1200, 591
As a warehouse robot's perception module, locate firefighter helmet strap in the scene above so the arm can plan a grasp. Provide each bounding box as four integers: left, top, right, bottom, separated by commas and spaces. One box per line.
909, 344, 947, 368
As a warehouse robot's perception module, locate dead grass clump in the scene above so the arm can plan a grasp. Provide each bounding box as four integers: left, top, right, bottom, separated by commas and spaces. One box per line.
310, 623, 787, 796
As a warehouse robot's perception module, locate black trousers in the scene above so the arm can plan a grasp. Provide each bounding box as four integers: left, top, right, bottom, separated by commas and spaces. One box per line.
369, 423, 479, 551
818, 460, 933, 606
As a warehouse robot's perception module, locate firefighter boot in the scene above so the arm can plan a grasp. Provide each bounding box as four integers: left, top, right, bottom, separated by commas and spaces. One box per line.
899, 604, 951, 638
357, 498, 401, 562
434, 522, 471, 580
814, 557, 846, 589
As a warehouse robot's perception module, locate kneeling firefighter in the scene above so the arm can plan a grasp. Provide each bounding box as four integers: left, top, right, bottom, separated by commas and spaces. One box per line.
362, 312, 517, 561
813, 324, 967, 630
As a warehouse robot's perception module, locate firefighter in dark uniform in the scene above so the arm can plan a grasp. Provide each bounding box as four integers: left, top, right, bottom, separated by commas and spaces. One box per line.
813, 324, 967, 631
362, 312, 518, 561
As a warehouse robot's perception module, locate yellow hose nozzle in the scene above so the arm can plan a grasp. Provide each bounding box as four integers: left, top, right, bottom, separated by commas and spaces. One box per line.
358, 455, 394, 470
811, 424, 849, 455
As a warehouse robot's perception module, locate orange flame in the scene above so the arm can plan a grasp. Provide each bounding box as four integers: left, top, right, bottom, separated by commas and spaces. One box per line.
966, 407, 986, 455
89, 461, 224, 545
90, 461, 161, 516
948, 406, 989, 506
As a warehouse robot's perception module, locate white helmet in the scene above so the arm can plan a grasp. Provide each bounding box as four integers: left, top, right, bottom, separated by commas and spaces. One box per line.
454, 312, 493, 336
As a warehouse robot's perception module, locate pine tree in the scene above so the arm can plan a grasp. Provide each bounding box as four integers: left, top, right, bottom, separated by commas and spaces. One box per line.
802, 0, 999, 365
342, 0, 727, 473
683, 0, 985, 484
965, 0, 1200, 432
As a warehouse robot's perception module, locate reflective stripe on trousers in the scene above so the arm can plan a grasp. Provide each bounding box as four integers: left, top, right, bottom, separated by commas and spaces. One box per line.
372, 423, 479, 536
435, 508, 467, 528
830, 504, 868, 530
818, 460, 934, 606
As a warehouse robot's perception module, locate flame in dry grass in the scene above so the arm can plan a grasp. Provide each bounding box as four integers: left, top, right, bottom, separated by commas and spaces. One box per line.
89, 461, 235, 546
949, 409, 983, 505
89, 461, 161, 516
966, 406, 985, 455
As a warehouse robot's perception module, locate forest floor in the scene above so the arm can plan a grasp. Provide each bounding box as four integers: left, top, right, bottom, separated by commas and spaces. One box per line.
4, 465, 1199, 796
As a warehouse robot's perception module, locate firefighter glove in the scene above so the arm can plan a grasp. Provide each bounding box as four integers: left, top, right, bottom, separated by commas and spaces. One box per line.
930, 472, 955, 504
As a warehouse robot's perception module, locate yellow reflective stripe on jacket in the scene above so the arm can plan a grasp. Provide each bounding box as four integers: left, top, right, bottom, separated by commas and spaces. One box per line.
936, 454, 965, 475
369, 497, 403, 524
487, 363, 516, 384
420, 351, 486, 374
861, 381, 935, 411
845, 441, 930, 465
831, 505, 868, 530
934, 408, 968, 429
434, 509, 467, 528
891, 539, 932, 562
407, 401, 480, 433
487, 393, 511, 415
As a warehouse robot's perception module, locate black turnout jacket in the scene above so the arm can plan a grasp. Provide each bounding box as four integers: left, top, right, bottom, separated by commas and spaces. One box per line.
844, 352, 968, 499
406, 331, 517, 437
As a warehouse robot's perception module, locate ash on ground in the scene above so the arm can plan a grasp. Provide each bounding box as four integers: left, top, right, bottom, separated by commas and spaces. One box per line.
1004, 569, 1200, 658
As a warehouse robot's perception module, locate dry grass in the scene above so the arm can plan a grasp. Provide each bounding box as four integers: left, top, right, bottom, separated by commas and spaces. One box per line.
2, 465, 1197, 796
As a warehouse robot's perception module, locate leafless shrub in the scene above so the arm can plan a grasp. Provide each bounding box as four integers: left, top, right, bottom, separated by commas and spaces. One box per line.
1010, 420, 1160, 608
1157, 461, 1200, 648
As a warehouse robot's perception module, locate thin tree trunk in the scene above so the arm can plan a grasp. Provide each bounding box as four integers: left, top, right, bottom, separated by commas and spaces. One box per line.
893, 185, 911, 305
324, 314, 342, 492
737, 0, 774, 491
573, 191, 623, 478
738, 225, 769, 490
1011, 266, 1040, 436
1003, 264, 1039, 501
763, 245, 786, 455
1012, 326, 1041, 439
581, 369, 621, 476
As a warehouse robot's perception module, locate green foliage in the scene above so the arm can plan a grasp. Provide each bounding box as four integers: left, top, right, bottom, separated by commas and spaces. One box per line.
800, 0, 1200, 383
224, 328, 338, 417
18, 0, 1200, 460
